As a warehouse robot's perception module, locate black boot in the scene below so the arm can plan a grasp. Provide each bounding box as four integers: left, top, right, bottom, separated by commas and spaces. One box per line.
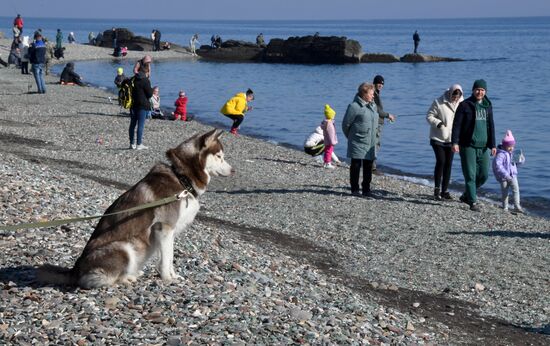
434, 188, 442, 201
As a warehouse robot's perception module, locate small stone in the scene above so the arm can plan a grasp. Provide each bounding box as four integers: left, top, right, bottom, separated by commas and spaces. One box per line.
406, 321, 415, 331
474, 283, 485, 292
412, 302, 420, 308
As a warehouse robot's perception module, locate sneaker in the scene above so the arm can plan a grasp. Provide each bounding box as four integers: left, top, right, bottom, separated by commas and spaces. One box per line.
136, 144, 148, 150
513, 207, 524, 214
351, 190, 361, 197
229, 128, 239, 136
459, 194, 468, 204
324, 163, 336, 169
469, 203, 481, 212
441, 191, 453, 200
129, 144, 136, 150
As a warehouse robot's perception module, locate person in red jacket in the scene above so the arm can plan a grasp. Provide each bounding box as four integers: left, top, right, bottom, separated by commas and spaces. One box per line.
13, 14, 23, 33
172, 90, 188, 121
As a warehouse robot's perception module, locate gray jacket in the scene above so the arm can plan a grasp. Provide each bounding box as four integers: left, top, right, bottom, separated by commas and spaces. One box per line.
342, 94, 378, 160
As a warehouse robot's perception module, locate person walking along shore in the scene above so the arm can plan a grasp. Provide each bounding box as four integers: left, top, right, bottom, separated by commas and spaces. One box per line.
426, 84, 463, 200
452, 79, 496, 212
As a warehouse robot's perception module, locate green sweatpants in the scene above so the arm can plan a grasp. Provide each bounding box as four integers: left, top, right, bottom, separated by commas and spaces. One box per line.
459, 146, 490, 203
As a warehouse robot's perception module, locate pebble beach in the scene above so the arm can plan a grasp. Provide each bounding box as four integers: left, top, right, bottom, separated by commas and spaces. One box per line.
1, 40, 549, 345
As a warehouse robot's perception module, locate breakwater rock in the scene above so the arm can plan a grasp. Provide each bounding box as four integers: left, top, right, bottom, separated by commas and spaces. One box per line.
400, 53, 464, 63
197, 35, 362, 64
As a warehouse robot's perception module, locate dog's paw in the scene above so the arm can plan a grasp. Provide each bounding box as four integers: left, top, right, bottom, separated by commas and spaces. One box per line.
119, 275, 138, 285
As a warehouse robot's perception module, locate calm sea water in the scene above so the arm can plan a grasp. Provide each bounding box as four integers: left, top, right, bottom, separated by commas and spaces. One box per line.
3, 17, 550, 215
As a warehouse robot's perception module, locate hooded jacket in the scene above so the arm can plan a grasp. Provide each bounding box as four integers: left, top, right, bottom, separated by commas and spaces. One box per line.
60, 62, 83, 85
220, 93, 248, 116
131, 71, 153, 111
492, 145, 518, 182
28, 39, 46, 64
174, 95, 188, 115
451, 95, 495, 149
342, 94, 378, 160
426, 84, 463, 144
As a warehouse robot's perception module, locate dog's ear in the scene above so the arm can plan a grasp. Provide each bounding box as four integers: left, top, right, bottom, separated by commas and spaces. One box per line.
202, 129, 220, 148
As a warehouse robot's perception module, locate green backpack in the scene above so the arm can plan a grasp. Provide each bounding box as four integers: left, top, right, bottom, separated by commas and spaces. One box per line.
118, 77, 134, 109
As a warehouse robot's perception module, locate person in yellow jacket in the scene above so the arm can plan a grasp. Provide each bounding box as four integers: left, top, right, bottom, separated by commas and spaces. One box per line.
220, 88, 254, 135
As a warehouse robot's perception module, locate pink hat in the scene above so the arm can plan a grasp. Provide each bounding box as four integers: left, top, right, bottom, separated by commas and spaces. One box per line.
502, 130, 515, 147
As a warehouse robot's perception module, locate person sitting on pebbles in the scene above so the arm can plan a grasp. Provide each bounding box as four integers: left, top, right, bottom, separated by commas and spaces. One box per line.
60, 62, 85, 86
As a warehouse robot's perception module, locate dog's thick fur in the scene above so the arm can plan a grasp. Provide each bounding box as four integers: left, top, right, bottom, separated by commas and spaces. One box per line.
38, 129, 233, 288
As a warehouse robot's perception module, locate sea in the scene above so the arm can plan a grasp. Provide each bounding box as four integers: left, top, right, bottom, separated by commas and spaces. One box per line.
3, 16, 550, 216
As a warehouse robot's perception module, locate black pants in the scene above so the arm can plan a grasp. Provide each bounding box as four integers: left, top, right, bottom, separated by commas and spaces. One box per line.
350, 159, 373, 194
431, 141, 454, 192
223, 113, 244, 130
21, 61, 29, 74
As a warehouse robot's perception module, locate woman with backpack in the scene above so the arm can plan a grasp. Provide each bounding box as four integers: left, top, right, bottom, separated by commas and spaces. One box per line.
128, 64, 153, 150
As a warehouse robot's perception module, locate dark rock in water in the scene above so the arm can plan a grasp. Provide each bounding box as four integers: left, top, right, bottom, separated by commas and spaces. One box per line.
197, 41, 264, 62
400, 53, 464, 63
98, 28, 187, 52
361, 53, 400, 63
264, 36, 362, 64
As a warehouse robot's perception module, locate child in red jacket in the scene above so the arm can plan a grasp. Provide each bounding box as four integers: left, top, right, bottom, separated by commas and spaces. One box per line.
172, 90, 188, 121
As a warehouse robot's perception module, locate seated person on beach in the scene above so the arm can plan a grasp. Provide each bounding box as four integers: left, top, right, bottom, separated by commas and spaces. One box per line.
172, 90, 188, 121
114, 67, 126, 88
150, 86, 165, 119
113, 46, 122, 57
304, 125, 341, 163
60, 62, 85, 86
121, 46, 128, 57
162, 42, 171, 50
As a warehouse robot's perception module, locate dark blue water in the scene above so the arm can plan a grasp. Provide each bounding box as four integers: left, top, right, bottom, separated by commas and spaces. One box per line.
4, 17, 550, 214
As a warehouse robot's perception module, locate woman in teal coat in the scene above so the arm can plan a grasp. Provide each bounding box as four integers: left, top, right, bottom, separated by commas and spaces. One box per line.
342, 82, 379, 196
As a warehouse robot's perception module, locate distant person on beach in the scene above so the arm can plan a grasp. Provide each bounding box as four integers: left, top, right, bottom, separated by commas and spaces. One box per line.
68, 32, 76, 44
452, 79, 496, 212
112, 28, 118, 48
256, 33, 266, 48
88, 32, 96, 45
413, 30, 420, 54
320, 104, 339, 169
12, 25, 21, 39
152, 29, 161, 51
121, 46, 128, 57
129, 64, 153, 150
342, 82, 379, 197
28, 32, 47, 93
19, 36, 30, 74
55, 29, 63, 49
150, 86, 165, 119
60, 62, 85, 86
189, 34, 199, 55
162, 42, 171, 50
133, 55, 152, 75
493, 130, 525, 213
220, 89, 254, 136
372, 75, 397, 171
13, 14, 23, 34
211, 35, 216, 47
114, 67, 126, 88
304, 126, 341, 164
426, 84, 463, 200
214, 35, 222, 48
172, 90, 189, 121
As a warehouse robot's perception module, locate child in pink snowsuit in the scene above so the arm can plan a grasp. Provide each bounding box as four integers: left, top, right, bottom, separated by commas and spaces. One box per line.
173, 90, 188, 121
321, 104, 338, 169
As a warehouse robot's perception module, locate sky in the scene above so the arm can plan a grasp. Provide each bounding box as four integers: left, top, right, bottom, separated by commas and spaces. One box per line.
4, 0, 550, 20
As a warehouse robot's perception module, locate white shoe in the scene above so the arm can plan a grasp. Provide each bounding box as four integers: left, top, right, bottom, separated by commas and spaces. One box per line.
130, 144, 136, 150
324, 163, 336, 169
136, 144, 148, 150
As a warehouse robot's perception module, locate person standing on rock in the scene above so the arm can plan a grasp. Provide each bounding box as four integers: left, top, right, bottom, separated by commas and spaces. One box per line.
28, 32, 47, 94
451, 79, 496, 212
189, 34, 199, 55
413, 30, 420, 54
112, 28, 118, 48
342, 82, 379, 197
426, 84, 463, 200
154, 29, 162, 51
256, 33, 266, 48
372, 75, 397, 171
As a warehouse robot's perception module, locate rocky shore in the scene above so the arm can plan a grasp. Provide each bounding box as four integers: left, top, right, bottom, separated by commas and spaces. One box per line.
0, 43, 549, 345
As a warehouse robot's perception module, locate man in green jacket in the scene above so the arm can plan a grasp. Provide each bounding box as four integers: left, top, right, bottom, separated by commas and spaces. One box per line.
451, 79, 496, 212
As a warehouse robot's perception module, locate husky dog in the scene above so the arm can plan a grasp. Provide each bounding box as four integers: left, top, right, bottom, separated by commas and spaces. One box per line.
38, 129, 233, 288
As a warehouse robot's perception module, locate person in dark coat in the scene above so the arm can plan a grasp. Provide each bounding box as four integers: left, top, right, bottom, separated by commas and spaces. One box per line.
372, 75, 396, 171
451, 79, 496, 212
413, 30, 420, 54
28, 32, 47, 93
129, 64, 153, 150
342, 82, 379, 197
60, 62, 85, 86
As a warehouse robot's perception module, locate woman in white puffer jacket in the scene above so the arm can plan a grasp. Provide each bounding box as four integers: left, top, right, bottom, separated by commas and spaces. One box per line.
426, 84, 463, 200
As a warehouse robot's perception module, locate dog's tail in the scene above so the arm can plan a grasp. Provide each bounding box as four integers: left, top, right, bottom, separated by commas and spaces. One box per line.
36, 264, 77, 286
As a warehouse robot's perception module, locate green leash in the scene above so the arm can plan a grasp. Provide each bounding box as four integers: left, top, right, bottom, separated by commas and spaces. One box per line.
0, 193, 185, 232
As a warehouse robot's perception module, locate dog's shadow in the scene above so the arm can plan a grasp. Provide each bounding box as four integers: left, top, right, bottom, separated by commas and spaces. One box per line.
0, 265, 42, 289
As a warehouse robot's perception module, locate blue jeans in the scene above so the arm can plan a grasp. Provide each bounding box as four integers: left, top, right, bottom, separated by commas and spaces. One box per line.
129, 108, 147, 145
31, 63, 46, 93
